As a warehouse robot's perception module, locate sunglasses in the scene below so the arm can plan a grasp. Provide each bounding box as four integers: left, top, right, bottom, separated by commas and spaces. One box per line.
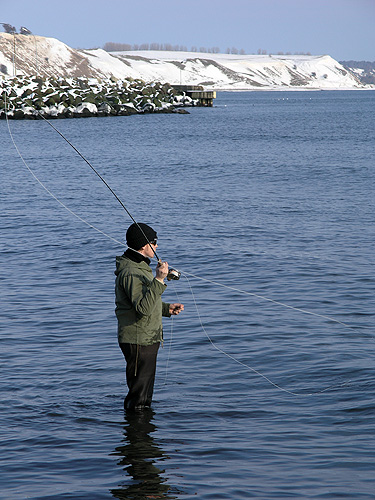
149, 239, 158, 245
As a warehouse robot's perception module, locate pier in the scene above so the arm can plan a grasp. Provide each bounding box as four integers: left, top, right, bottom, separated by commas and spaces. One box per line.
172, 85, 216, 107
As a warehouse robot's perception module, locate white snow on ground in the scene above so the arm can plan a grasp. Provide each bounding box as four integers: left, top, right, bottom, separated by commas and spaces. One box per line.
79, 49, 138, 79
0, 33, 367, 90
83, 50, 364, 89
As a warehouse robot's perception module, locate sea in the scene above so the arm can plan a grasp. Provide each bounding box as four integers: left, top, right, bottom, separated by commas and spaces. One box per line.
1, 90, 374, 500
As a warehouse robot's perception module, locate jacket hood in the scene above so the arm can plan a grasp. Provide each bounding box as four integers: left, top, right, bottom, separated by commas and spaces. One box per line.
115, 251, 151, 276
115, 255, 127, 276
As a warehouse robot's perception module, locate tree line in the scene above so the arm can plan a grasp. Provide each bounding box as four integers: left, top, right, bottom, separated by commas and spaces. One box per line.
257, 49, 312, 55
103, 42, 246, 54
103, 42, 316, 56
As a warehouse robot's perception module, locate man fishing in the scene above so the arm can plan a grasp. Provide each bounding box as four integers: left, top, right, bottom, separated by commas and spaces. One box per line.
115, 222, 184, 410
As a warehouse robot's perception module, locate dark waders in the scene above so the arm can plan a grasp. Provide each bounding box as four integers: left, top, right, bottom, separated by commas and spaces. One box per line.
119, 342, 160, 410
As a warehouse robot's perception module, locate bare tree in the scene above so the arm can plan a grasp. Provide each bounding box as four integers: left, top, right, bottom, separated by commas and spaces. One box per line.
103, 42, 131, 52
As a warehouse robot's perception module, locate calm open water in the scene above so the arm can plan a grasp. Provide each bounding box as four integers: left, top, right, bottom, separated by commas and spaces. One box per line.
1, 90, 375, 499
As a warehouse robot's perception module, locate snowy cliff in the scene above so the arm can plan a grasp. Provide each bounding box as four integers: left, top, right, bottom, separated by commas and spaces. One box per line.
0, 33, 365, 90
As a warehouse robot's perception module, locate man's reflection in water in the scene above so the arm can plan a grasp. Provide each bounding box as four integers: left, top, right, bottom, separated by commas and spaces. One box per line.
111, 408, 178, 500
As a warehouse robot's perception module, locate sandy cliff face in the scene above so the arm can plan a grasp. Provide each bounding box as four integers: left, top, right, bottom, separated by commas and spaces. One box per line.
0, 33, 103, 79
0, 33, 365, 89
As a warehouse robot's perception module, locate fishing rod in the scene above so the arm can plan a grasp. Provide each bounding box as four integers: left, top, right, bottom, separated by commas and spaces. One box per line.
0, 42, 173, 273
35, 110, 180, 280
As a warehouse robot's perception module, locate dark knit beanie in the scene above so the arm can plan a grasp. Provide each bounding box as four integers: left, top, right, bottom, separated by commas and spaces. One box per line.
126, 222, 157, 250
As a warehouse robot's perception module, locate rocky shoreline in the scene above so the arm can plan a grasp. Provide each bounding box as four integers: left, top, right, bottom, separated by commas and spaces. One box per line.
0, 76, 194, 119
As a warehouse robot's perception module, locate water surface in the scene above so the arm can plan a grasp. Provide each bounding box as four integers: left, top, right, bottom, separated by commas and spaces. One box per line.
1, 90, 375, 499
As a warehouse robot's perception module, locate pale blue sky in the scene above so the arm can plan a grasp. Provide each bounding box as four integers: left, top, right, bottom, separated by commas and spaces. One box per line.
1, 0, 374, 60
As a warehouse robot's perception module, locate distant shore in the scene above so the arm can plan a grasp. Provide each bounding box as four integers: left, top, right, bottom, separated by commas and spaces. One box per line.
1, 33, 370, 91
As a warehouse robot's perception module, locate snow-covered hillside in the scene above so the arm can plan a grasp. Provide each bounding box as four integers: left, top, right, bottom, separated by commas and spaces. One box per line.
102, 50, 364, 89
0, 33, 366, 90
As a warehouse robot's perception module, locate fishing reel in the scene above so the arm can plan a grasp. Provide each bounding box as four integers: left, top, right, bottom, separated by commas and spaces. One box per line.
167, 268, 181, 281
157, 259, 181, 281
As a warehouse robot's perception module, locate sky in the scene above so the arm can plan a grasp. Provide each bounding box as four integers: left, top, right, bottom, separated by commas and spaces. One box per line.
1, 0, 374, 61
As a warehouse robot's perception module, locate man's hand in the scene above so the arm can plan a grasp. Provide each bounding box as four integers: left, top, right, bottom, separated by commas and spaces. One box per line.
155, 261, 169, 283
169, 303, 184, 315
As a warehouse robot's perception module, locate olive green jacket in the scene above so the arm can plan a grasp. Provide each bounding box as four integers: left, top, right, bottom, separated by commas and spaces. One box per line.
115, 252, 171, 345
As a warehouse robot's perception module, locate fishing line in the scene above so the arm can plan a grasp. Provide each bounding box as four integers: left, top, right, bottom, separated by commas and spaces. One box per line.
182, 271, 374, 341
182, 272, 355, 331
163, 281, 183, 385
182, 271, 352, 396
5, 92, 371, 336
163, 315, 174, 386
4, 90, 370, 395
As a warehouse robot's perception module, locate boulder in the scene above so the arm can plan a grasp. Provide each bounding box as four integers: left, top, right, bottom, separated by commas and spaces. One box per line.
97, 102, 112, 116
75, 102, 98, 116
